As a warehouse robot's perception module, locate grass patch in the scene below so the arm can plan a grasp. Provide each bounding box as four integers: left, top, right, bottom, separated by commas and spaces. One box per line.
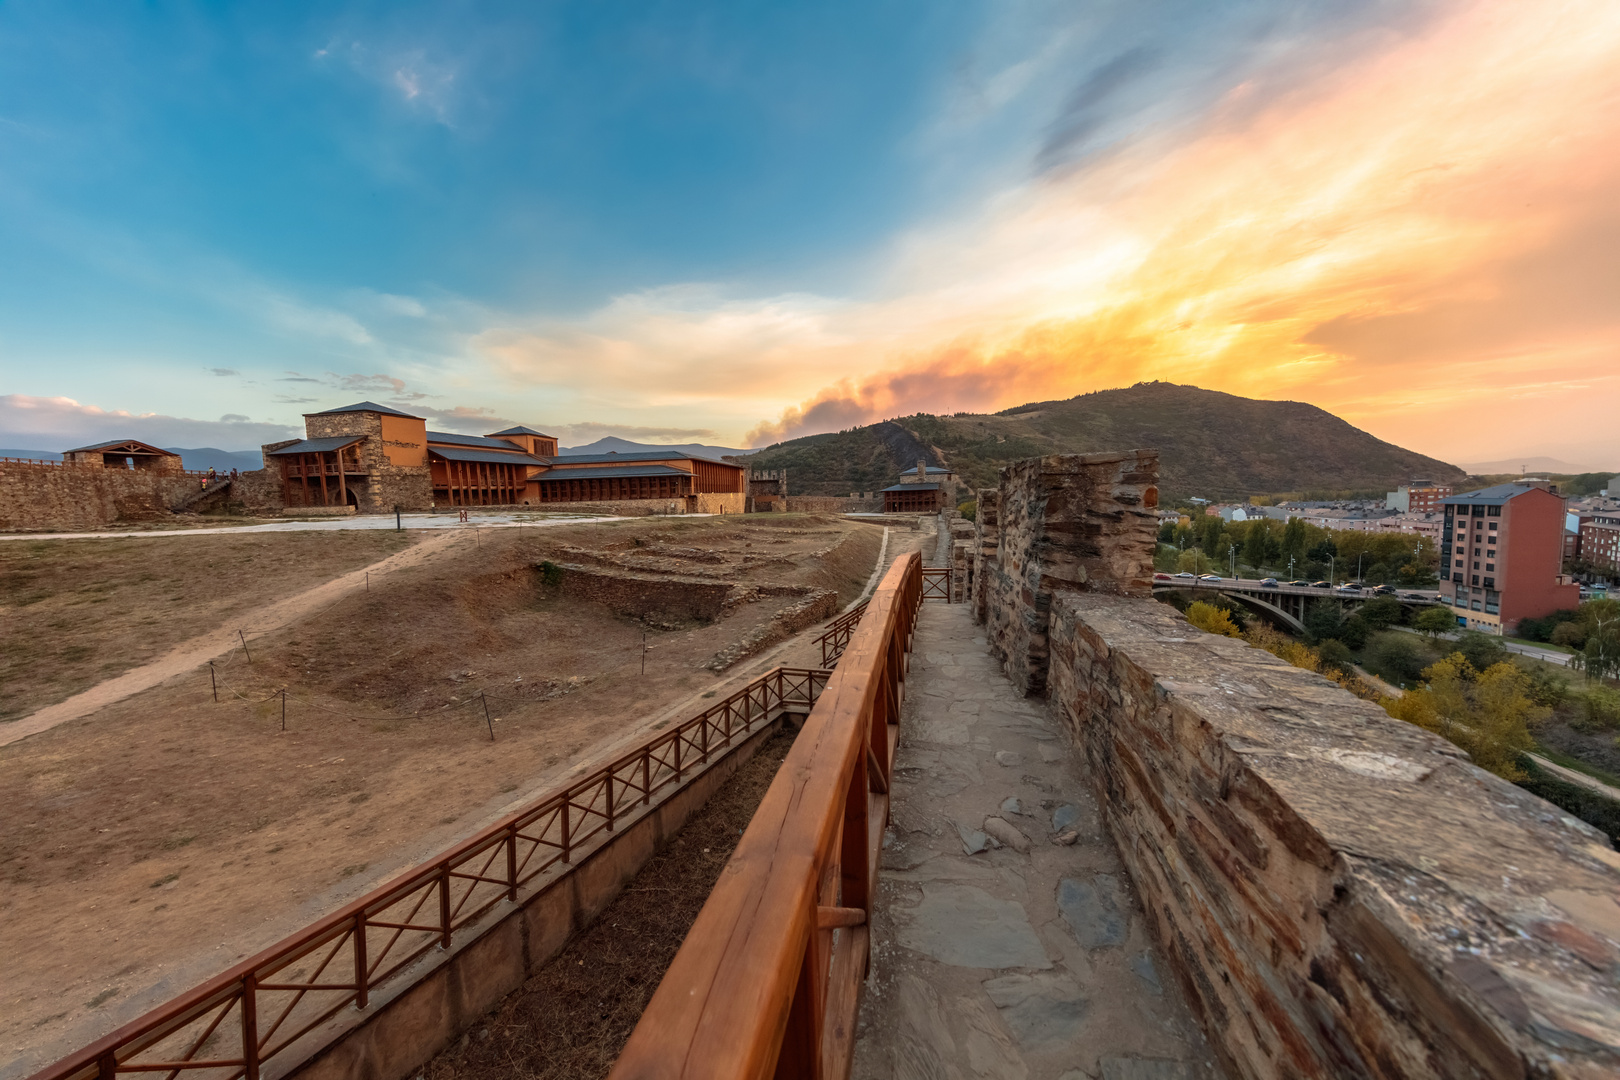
1533, 744, 1620, 790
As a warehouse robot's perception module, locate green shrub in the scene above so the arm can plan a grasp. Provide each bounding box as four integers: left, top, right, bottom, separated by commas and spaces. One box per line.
1317, 639, 1354, 674
1363, 632, 1429, 685
1358, 595, 1404, 630
1515, 758, 1620, 846
1575, 685, 1620, 733
957, 500, 977, 521
1454, 630, 1508, 672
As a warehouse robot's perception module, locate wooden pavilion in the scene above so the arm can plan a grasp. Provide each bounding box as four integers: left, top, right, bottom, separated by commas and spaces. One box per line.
881, 482, 944, 513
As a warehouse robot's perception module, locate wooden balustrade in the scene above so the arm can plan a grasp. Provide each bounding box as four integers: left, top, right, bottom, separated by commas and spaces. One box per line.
611, 552, 922, 1080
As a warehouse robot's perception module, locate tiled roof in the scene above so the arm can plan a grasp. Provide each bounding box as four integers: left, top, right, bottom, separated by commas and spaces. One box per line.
307, 401, 422, 419
427, 446, 548, 465
488, 425, 554, 438
266, 436, 366, 455
426, 430, 525, 450
537, 464, 693, 480
63, 439, 178, 455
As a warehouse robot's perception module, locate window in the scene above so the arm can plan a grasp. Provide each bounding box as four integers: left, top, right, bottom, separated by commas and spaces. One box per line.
1456, 545, 1464, 554
1471, 574, 1480, 585
1472, 561, 1479, 569
1485, 563, 1495, 571
1489, 522, 1498, 531
1488, 505, 1501, 516
1484, 577, 1495, 587
1486, 549, 1495, 558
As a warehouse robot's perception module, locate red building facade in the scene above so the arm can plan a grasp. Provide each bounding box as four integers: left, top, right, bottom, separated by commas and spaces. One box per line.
1440, 483, 1579, 635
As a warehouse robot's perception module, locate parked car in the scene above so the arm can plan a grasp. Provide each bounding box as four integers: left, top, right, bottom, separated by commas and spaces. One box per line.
1174, 571, 1197, 579
1199, 574, 1222, 582
1309, 580, 1332, 589
1260, 577, 1279, 588
1153, 572, 1173, 581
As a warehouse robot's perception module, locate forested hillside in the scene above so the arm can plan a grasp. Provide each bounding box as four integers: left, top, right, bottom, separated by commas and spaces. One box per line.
738, 382, 1463, 500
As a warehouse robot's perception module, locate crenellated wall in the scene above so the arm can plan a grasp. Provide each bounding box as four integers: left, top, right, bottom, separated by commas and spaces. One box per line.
0, 459, 204, 531
975, 451, 1159, 695
974, 452, 1620, 1079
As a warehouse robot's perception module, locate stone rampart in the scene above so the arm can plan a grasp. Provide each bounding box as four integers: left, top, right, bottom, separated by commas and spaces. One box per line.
971, 451, 1620, 1078
1047, 593, 1620, 1079
971, 488, 999, 626
0, 460, 205, 531
977, 452, 1159, 695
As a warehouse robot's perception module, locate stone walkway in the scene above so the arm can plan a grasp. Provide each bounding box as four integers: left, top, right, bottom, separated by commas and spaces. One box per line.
852, 603, 1220, 1080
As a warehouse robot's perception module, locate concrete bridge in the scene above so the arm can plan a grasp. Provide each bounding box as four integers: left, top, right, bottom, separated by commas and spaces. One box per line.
1151, 577, 1442, 633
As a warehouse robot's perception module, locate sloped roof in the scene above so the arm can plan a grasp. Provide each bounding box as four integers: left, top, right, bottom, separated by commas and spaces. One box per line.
558, 450, 737, 468
881, 482, 942, 493
1442, 483, 1557, 507
899, 465, 953, 475
307, 401, 422, 419
267, 436, 366, 456
537, 464, 692, 481
428, 446, 549, 466
488, 425, 554, 438
426, 430, 525, 450
64, 439, 179, 456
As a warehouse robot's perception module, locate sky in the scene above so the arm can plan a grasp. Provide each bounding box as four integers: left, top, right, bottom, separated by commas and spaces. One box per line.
0, 0, 1617, 467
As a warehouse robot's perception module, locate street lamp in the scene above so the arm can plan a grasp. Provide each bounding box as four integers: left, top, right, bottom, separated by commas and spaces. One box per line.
1330, 554, 1336, 586
1229, 544, 1236, 579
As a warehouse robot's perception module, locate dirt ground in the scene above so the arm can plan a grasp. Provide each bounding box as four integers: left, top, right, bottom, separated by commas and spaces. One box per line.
0, 531, 415, 723
0, 514, 892, 1075
424, 725, 799, 1080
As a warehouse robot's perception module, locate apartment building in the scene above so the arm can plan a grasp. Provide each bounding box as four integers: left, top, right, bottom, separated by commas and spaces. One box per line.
1386, 481, 1454, 513
1440, 483, 1578, 634
1580, 514, 1620, 574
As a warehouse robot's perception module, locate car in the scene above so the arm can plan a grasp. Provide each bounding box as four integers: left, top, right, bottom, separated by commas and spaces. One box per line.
1260, 577, 1279, 588
1335, 582, 1362, 592
1309, 580, 1332, 589
1174, 571, 1197, 579
1153, 572, 1173, 581
1285, 579, 1310, 587
1404, 592, 1428, 600
1199, 574, 1222, 582
1373, 585, 1397, 595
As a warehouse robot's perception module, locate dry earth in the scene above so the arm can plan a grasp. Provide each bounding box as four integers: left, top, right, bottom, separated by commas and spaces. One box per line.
0, 531, 415, 723
0, 514, 893, 1076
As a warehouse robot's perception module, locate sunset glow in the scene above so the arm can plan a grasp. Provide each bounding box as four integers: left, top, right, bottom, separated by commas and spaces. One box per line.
2, 0, 1617, 466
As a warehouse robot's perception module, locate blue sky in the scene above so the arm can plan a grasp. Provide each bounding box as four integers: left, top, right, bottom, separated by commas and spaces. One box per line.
2, 1, 1617, 466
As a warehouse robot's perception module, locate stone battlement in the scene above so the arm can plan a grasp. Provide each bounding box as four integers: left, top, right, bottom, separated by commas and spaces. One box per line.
973, 452, 1620, 1078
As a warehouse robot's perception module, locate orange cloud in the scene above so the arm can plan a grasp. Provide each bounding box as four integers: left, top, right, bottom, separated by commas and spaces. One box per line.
745, 0, 1620, 461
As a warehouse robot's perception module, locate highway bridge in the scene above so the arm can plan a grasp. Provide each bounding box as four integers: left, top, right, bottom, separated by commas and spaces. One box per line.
1151, 575, 1443, 633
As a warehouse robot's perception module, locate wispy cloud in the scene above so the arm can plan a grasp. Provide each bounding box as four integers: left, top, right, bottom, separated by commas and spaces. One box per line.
0, 394, 297, 450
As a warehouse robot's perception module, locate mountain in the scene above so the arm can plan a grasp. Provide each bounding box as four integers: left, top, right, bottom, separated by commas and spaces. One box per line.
559, 436, 754, 459
1458, 457, 1611, 476
0, 446, 262, 471
164, 447, 264, 472
740, 382, 1466, 500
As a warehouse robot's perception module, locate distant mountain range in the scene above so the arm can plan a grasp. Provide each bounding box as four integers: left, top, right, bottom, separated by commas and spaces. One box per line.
1457, 457, 1613, 476
740, 382, 1467, 500
558, 436, 754, 459
0, 447, 263, 472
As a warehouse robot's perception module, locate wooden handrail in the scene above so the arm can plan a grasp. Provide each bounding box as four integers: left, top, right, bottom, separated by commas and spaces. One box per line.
611, 552, 921, 1080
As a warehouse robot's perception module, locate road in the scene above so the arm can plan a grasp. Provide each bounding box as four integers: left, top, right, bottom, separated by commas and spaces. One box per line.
1389, 626, 1575, 668
1154, 575, 1441, 604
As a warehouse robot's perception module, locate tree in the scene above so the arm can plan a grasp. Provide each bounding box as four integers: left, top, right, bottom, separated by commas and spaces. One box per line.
1186, 601, 1240, 637
1358, 595, 1404, 630
1158, 521, 1176, 543
1382, 655, 1545, 781
1244, 520, 1270, 571
1454, 631, 1509, 672
1281, 518, 1308, 567
1177, 548, 1212, 574
1317, 638, 1354, 674
1363, 632, 1430, 685
1413, 606, 1458, 640
1308, 537, 1338, 564
1303, 600, 1344, 645
1338, 614, 1371, 651
1201, 515, 1224, 558
1574, 600, 1620, 682
1551, 622, 1587, 648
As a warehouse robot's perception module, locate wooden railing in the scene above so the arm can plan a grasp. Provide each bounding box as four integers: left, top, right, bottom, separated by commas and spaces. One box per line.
921, 565, 951, 601
611, 552, 923, 1080
813, 599, 869, 667
29, 667, 831, 1080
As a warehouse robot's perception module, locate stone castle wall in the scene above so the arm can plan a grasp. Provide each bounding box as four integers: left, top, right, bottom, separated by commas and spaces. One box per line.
0, 460, 204, 531
971, 488, 999, 626
971, 451, 1620, 1079
976, 451, 1159, 695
